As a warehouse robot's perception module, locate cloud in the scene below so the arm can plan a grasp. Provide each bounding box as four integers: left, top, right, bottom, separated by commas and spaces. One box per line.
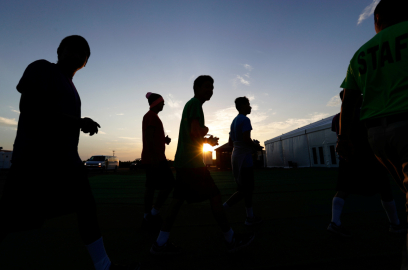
166, 94, 181, 108
247, 95, 255, 101
243, 64, 253, 71
189, 75, 196, 81
236, 75, 250, 86
254, 113, 330, 137
116, 113, 124, 116
0, 117, 17, 127
98, 131, 106, 134
326, 95, 342, 107
357, 0, 380, 25
119, 137, 140, 140
244, 73, 250, 78
11, 109, 20, 114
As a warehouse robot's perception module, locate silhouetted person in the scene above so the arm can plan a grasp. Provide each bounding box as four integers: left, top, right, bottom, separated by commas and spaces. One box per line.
223, 96, 263, 226
150, 76, 254, 255
0, 35, 140, 270
336, 0, 408, 267
328, 90, 403, 237
141, 92, 174, 232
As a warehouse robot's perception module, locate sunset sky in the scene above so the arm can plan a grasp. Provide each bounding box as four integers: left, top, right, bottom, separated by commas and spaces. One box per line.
0, 0, 380, 161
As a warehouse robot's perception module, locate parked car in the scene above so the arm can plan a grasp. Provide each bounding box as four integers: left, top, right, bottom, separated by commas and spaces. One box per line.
85, 155, 119, 172
129, 159, 144, 170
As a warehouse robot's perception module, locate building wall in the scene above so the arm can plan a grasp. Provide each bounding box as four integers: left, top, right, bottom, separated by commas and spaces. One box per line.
265, 128, 339, 168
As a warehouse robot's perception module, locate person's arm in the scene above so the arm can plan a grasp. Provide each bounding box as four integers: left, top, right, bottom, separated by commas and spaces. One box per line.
191, 119, 208, 138
242, 130, 261, 149
339, 89, 360, 137
337, 88, 361, 160
228, 135, 233, 147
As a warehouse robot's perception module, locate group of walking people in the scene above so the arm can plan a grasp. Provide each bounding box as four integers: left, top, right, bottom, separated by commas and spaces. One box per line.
140, 78, 263, 256
2, 0, 408, 268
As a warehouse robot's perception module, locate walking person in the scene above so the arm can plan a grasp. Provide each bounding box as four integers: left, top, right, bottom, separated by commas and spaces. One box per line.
336, 0, 408, 266
328, 90, 404, 237
150, 76, 255, 255
223, 96, 263, 226
141, 92, 174, 232
0, 35, 140, 270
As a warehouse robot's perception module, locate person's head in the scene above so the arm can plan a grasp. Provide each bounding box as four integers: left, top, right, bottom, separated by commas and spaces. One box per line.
339, 90, 344, 101
57, 35, 90, 71
374, 0, 408, 33
193, 75, 214, 102
146, 92, 164, 112
235, 96, 251, 115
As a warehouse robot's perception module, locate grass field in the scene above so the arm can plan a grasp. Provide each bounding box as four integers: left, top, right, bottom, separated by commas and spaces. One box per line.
0, 168, 406, 270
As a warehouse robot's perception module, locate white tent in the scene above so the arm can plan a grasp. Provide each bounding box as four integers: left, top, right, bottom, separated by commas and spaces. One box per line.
264, 115, 339, 168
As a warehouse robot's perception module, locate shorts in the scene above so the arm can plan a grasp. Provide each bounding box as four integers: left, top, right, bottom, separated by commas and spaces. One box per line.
173, 167, 220, 203
145, 160, 175, 190
0, 163, 95, 232
236, 167, 255, 193
336, 155, 391, 196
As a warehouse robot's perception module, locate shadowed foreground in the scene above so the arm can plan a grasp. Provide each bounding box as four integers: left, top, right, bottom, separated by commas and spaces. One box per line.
0, 168, 405, 269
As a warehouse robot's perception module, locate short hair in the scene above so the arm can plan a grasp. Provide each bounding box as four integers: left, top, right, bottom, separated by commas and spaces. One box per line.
339, 90, 344, 101
57, 35, 90, 61
147, 93, 162, 105
374, 0, 408, 28
193, 75, 214, 92
235, 96, 250, 111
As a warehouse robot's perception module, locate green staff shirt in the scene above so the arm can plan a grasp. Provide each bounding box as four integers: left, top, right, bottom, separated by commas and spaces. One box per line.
341, 21, 408, 121
174, 97, 206, 168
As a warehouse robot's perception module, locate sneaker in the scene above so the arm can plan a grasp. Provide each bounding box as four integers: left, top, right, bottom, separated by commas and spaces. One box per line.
389, 223, 407, 234
150, 241, 183, 255
226, 232, 255, 253
327, 222, 351, 237
110, 262, 141, 270
245, 216, 263, 226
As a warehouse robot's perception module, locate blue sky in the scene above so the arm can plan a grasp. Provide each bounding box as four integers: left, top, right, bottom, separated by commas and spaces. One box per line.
0, 0, 380, 161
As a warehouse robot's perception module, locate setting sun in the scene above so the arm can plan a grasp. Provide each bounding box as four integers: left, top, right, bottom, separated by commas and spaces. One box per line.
203, 143, 214, 152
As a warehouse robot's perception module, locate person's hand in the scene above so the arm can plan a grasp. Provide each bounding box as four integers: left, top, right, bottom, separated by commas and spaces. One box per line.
165, 135, 171, 145
80, 117, 100, 136
203, 126, 209, 136
336, 137, 354, 161
207, 135, 219, 147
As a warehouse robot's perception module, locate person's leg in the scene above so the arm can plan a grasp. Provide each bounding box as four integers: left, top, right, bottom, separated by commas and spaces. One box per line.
331, 191, 348, 226
379, 181, 401, 226
153, 188, 172, 211
72, 168, 111, 270
156, 198, 184, 246
209, 194, 235, 243
144, 187, 155, 217
224, 191, 244, 209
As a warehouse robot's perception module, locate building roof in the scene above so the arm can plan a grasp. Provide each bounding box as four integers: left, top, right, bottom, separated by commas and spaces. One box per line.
264, 114, 336, 144
214, 142, 233, 152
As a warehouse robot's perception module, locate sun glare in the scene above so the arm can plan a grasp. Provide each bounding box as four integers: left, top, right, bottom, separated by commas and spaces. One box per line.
203, 143, 214, 152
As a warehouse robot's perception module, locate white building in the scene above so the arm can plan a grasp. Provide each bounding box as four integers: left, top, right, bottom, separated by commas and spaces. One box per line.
264, 115, 339, 168
0, 150, 13, 169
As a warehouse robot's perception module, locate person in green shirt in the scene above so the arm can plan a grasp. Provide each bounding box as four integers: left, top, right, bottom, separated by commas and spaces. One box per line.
150, 75, 255, 255
337, 0, 408, 266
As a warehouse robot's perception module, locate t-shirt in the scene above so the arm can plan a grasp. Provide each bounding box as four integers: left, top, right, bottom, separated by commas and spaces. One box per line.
174, 98, 205, 168
12, 60, 82, 165
229, 114, 253, 167
340, 21, 408, 121
141, 110, 166, 164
